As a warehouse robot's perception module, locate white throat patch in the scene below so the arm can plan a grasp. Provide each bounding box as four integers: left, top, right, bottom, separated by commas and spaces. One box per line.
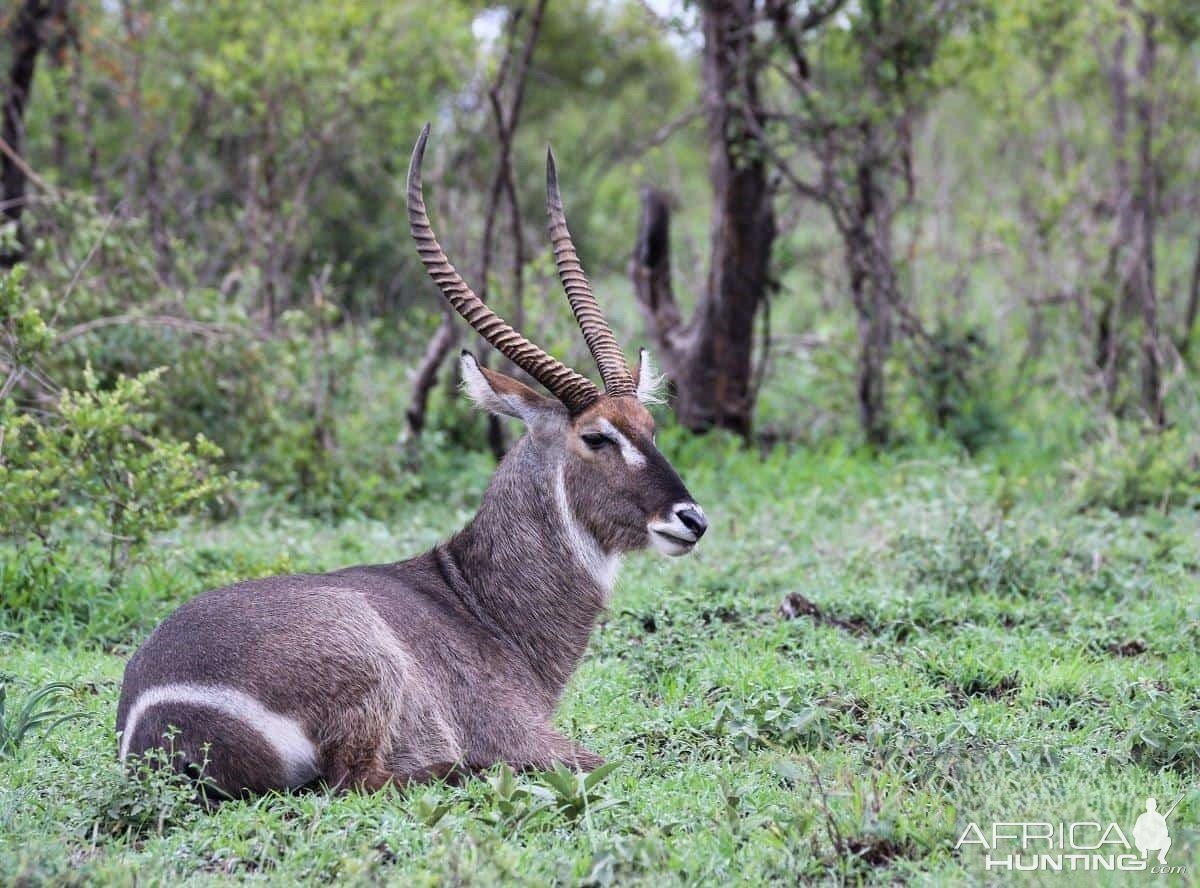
553, 464, 620, 594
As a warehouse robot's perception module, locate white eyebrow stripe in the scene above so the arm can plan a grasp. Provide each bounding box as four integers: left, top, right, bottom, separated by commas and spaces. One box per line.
597, 418, 646, 468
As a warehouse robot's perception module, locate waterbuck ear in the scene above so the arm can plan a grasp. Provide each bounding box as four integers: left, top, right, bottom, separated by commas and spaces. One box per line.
460, 352, 566, 429
634, 348, 667, 406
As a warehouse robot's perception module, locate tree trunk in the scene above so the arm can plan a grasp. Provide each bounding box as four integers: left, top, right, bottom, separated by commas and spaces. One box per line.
2, 0, 67, 268
633, 0, 775, 437
848, 232, 891, 447
405, 306, 459, 439
1134, 9, 1163, 427
1180, 233, 1200, 360
1098, 24, 1134, 399
630, 187, 685, 376
690, 0, 775, 436
844, 126, 898, 448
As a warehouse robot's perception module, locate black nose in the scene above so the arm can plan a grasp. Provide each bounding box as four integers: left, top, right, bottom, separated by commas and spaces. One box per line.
676, 507, 708, 538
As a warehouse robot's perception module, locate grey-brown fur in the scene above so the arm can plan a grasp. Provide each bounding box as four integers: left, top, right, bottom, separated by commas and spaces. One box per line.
117, 373, 706, 797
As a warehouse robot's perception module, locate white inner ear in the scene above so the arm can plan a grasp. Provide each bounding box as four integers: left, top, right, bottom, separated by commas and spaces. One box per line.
459, 354, 564, 429
460, 354, 509, 413
636, 349, 666, 406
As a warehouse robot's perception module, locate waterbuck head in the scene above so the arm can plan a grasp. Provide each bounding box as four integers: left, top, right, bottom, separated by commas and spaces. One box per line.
408, 125, 707, 559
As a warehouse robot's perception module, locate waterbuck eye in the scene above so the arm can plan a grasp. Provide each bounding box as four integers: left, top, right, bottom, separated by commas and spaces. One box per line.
581, 432, 612, 451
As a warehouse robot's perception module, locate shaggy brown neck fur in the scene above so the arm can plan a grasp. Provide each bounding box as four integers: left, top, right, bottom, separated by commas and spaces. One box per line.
441, 434, 610, 702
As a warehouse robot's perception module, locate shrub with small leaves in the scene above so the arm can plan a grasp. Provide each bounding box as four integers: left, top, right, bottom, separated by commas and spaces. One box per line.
2, 265, 241, 611
1067, 423, 1200, 514
893, 511, 1041, 596
1, 365, 240, 593
74, 733, 210, 841
910, 322, 1007, 453
0, 266, 52, 371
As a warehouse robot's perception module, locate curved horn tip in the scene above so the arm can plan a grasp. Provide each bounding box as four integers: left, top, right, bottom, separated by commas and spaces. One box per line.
408, 123, 432, 189
545, 146, 561, 198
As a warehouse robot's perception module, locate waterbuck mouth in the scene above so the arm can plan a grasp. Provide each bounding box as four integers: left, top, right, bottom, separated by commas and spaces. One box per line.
648, 527, 698, 556
648, 504, 707, 557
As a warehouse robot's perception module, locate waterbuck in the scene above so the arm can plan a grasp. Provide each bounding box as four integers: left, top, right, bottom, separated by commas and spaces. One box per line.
116, 125, 709, 797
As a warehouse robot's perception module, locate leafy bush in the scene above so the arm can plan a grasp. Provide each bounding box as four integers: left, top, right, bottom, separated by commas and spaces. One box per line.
75, 737, 210, 840
1, 266, 239, 615
0, 367, 238, 592
1067, 423, 1200, 514
23, 196, 274, 464
910, 322, 1007, 453
18, 197, 491, 520
893, 511, 1041, 596
246, 309, 412, 518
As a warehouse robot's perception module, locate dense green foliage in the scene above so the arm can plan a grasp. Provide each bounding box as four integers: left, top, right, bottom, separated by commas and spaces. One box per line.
0, 266, 238, 607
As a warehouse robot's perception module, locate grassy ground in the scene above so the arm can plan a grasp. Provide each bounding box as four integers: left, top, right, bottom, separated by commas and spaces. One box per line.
1, 429, 1198, 885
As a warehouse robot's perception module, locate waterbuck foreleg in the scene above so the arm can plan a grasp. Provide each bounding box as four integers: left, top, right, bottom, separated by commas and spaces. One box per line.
502, 728, 604, 773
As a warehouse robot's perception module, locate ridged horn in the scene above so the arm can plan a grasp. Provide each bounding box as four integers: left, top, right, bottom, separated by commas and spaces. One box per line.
407, 124, 600, 412
545, 147, 635, 397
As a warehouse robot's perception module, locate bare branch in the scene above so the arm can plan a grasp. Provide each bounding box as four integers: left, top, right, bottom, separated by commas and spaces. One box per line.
405, 305, 459, 439
49, 201, 121, 328
56, 314, 246, 343
0, 134, 51, 195
630, 186, 686, 373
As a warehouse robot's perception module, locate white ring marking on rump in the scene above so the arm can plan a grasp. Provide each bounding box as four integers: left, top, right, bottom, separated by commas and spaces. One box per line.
119, 683, 319, 785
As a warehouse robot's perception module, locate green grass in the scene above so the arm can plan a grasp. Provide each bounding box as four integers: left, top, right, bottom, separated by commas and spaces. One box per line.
1, 433, 1198, 885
